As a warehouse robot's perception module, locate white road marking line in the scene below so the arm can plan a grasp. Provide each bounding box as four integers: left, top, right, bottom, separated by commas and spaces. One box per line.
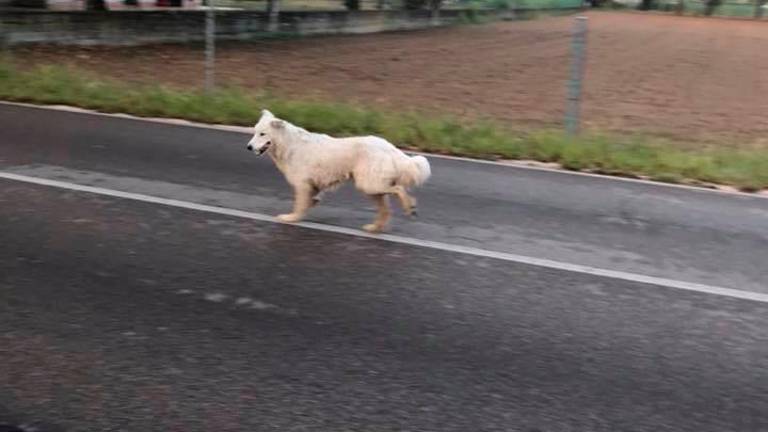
1, 100, 765, 200
2, 170, 767, 304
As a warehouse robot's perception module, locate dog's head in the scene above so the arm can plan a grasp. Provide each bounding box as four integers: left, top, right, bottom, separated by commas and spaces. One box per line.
246, 110, 286, 155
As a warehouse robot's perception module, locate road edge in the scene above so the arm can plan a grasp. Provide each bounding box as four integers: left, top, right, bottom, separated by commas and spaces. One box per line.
2, 99, 767, 200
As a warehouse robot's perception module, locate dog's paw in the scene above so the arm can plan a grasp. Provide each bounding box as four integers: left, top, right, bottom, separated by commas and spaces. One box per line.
362, 224, 383, 234
277, 213, 302, 223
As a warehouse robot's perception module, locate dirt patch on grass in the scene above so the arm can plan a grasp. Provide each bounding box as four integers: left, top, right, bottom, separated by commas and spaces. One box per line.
10, 12, 768, 146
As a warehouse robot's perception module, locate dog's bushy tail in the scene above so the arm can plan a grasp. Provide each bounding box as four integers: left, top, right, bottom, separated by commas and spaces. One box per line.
405, 155, 431, 187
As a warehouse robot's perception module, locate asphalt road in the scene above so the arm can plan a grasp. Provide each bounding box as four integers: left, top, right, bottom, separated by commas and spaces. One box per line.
1, 103, 767, 432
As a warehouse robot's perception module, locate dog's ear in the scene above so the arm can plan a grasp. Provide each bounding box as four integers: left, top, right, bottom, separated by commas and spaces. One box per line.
261, 109, 274, 119
270, 119, 286, 129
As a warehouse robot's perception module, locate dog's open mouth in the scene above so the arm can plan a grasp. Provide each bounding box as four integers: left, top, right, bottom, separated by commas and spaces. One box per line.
259, 141, 272, 155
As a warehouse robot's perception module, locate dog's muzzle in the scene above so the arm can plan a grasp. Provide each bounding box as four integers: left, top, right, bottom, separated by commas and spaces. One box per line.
246, 141, 271, 155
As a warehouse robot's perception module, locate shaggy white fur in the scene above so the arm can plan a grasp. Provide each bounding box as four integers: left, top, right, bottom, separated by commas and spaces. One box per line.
246, 110, 431, 232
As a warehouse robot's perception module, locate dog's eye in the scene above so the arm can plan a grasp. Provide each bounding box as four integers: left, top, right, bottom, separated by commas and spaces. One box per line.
259, 133, 266, 137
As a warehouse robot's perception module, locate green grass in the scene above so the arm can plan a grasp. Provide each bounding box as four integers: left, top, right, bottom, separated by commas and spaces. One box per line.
1, 62, 766, 191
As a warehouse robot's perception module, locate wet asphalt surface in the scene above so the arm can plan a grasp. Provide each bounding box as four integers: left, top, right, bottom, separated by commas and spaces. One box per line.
1, 104, 767, 431
1, 104, 767, 292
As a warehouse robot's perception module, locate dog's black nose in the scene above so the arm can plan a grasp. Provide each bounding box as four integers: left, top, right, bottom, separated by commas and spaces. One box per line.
247, 144, 253, 151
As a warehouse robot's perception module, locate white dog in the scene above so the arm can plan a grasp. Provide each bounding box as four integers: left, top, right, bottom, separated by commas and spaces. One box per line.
246, 110, 431, 233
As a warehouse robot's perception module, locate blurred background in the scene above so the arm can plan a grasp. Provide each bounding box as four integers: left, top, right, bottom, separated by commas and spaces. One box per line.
2, 1, 768, 431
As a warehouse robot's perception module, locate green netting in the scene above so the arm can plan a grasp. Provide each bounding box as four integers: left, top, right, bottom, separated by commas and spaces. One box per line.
654, 0, 763, 17
463, 0, 584, 9
218, 0, 585, 11
511, 0, 582, 8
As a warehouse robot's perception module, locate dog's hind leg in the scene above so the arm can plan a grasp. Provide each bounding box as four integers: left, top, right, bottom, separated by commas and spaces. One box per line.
363, 194, 391, 233
278, 183, 313, 223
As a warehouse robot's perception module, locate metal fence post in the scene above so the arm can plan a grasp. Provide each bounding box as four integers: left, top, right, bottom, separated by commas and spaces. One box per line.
430, 0, 442, 26
267, 0, 280, 32
0, 20, 9, 55
755, 0, 765, 18
565, 16, 588, 136
204, 0, 216, 93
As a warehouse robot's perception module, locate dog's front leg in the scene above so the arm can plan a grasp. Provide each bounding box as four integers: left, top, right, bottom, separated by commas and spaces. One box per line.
277, 183, 312, 223
310, 188, 325, 208
393, 186, 418, 217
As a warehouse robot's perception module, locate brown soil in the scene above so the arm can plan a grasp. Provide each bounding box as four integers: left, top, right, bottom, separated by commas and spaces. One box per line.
11, 12, 768, 145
